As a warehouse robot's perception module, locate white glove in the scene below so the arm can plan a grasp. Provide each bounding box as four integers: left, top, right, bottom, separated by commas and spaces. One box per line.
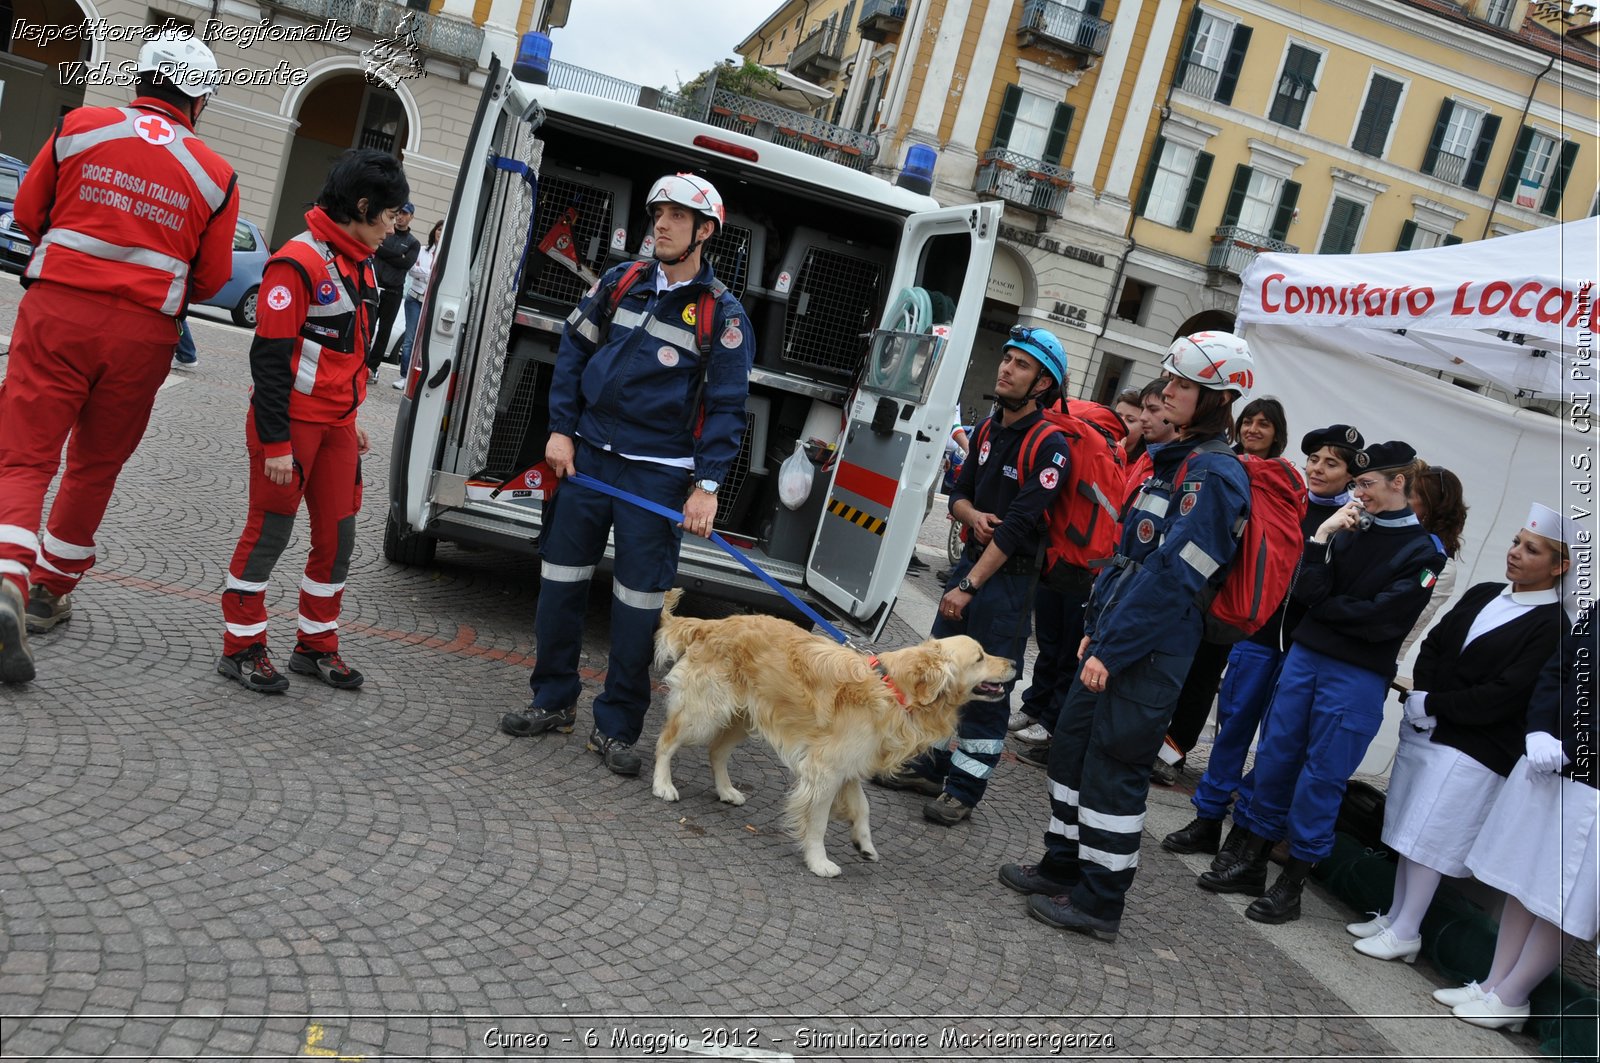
1403, 691, 1429, 724
1525, 731, 1569, 774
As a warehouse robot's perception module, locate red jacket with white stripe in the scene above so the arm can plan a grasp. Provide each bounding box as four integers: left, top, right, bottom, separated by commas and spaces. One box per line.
14, 97, 238, 315
248, 208, 378, 458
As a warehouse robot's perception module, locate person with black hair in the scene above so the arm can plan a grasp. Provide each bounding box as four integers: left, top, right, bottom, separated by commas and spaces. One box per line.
0, 28, 239, 684
217, 149, 409, 693
1201, 440, 1447, 924
366, 202, 419, 381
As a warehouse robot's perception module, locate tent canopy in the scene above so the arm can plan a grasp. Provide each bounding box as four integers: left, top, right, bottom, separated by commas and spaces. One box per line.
1236, 219, 1596, 774
1240, 217, 1597, 399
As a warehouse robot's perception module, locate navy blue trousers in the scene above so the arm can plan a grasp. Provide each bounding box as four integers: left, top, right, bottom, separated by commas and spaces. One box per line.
1018, 575, 1091, 733
1190, 640, 1284, 820
529, 441, 687, 745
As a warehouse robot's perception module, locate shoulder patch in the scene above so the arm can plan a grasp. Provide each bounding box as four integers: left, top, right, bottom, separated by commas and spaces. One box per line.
265, 284, 293, 311
1419, 569, 1438, 589
720, 322, 744, 349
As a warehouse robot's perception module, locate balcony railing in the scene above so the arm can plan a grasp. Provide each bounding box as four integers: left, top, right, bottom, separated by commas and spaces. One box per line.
1177, 62, 1222, 100
1018, 0, 1112, 59
1428, 149, 1470, 186
705, 88, 878, 171
975, 148, 1074, 218
1208, 226, 1298, 277
790, 20, 847, 80
546, 60, 698, 116
858, 0, 908, 42
262, 0, 485, 64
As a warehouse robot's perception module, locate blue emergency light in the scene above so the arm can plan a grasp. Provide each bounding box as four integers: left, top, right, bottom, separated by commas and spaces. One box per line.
896, 144, 937, 195
514, 32, 553, 85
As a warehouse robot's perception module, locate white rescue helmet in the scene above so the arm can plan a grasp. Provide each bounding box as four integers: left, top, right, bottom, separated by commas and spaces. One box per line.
1162, 331, 1255, 399
136, 28, 220, 99
645, 173, 725, 235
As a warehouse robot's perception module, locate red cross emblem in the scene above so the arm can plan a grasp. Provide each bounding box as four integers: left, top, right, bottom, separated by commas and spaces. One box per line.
135, 115, 175, 146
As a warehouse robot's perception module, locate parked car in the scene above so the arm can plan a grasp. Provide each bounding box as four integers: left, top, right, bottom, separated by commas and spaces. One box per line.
0, 153, 31, 272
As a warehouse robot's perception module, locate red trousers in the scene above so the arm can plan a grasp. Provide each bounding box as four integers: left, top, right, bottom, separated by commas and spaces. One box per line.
221, 409, 362, 656
0, 282, 179, 598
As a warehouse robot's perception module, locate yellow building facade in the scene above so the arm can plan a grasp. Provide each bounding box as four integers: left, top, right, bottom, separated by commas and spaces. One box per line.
741, 0, 1598, 409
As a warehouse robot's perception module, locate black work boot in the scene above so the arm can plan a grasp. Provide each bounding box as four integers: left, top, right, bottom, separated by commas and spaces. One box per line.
998, 863, 1074, 896
1210, 821, 1250, 872
1246, 859, 1314, 924
1162, 816, 1223, 855
500, 704, 577, 737
0, 580, 35, 684
587, 727, 642, 776
288, 645, 364, 689
1196, 831, 1271, 896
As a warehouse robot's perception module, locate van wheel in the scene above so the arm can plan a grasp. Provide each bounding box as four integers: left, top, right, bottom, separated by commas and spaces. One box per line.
384, 512, 436, 566
232, 286, 259, 328
946, 519, 962, 566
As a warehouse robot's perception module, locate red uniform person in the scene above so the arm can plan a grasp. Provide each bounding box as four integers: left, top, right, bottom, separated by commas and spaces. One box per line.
216, 149, 409, 693
0, 29, 239, 684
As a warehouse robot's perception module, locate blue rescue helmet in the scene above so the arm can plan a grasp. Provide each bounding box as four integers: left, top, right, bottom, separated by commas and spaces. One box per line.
1003, 325, 1068, 387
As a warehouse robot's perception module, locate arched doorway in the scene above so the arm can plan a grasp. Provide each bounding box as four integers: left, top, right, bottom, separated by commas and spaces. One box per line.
0, 0, 91, 159
1174, 309, 1236, 339
271, 72, 409, 246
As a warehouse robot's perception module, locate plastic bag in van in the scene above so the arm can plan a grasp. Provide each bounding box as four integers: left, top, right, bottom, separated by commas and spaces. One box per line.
778, 441, 814, 511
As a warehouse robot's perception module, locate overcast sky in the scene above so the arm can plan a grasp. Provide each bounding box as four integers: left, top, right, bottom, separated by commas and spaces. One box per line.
549, 0, 778, 91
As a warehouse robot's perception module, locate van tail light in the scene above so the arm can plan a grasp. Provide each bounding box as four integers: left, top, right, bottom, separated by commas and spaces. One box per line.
692, 135, 758, 162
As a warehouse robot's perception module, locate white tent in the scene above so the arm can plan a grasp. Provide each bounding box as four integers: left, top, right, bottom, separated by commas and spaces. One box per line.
1237, 218, 1597, 773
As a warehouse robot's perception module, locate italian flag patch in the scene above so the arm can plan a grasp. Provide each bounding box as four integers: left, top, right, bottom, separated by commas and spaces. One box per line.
1420, 569, 1438, 589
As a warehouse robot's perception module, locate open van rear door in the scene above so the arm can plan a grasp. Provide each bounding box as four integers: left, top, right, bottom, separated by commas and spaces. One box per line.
805, 201, 1001, 635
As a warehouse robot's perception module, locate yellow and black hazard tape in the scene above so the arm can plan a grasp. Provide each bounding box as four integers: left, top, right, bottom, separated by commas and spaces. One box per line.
828, 498, 886, 536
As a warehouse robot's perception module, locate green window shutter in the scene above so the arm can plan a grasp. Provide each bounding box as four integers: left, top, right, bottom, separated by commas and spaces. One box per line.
1044, 103, 1076, 165
1542, 141, 1580, 216
1498, 126, 1535, 202
1216, 24, 1252, 105
1178, 150, 1214, 232
991, 84, 1021, 151
1174, 6, 1202, 93
1463, 112, 1500, 191
1318, 198, 1365, 254
1135, 135, 1164, 217
1443, 234, 1463, 246
1422, 100, 1452, 176
1083, 0, 1105, 16
1220, 165, 1251, 227
1396, 220, 1417, 251
1269, 180, 1300, 241
1352, 75, 1400, 157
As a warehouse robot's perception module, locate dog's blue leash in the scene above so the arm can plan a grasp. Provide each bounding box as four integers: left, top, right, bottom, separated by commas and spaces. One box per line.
566, 471, 852, 646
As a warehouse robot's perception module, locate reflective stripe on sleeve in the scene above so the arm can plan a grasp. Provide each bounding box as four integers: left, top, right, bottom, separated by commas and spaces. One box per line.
1180, 541, 1222, 579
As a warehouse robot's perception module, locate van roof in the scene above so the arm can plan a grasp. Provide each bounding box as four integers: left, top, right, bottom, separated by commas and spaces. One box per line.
508, 79, 942, 216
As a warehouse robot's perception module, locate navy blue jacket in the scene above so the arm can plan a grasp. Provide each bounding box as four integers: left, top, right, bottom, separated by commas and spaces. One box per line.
953, 409, 1071, 565
549, 260, 754, 484
1083, 434, 1250, 675
1291, 509, 1446, 680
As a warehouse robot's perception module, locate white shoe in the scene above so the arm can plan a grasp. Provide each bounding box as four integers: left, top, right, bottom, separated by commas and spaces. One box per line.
1014, 723, 1051, 744
391, 378, 406, 390
1345, 912, 1392, 938
1452, 991, 1529, 1032
1007, 710, 1035, 732
1433, 982, 1487, 1008
1352, 927, 1421, 963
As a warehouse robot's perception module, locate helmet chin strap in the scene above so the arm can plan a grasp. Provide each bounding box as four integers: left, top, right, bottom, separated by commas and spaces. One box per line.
654, 213, 710, 266
994, 371, 1052, 413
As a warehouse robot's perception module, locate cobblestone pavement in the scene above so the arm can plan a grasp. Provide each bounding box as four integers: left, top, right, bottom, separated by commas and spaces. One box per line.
0, 278, 1539, 1060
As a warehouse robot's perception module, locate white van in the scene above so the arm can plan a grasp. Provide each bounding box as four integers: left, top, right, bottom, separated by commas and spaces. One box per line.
385, 56, 1000, 638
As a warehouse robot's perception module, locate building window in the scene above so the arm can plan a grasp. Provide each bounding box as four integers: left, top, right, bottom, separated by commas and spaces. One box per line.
1484, 0, 1514, 27
1220, 164, 1300, 241
1176, 9, 1251, 105
1137, 137, 1214, 232
990, 84, 1075, 164
1114, 279, 1152, 324
1318, 197, 1366, 254
1268, 44, 1320, 130
1500, 127, 1580, 216
1351, 73, 1403, 158
1397, 220, 1461, 250
1422, 100, 1500, 190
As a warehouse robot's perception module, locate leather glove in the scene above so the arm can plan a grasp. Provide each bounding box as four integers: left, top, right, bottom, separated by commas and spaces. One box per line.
1525, 731, 1569, 774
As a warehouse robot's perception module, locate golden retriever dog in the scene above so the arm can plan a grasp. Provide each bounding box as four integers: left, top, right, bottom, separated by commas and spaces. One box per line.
651, 590, 1016, 877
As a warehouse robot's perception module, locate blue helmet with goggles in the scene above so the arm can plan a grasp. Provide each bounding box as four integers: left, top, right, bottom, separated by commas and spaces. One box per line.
1004, 325, 1068, 387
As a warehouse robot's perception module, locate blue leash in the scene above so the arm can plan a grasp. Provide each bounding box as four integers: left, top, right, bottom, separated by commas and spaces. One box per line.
566, 472, 852, 646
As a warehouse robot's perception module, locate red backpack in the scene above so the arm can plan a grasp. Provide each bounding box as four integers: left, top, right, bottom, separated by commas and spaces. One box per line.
1175, 439, 1308, 642
971, 400, 1128, 591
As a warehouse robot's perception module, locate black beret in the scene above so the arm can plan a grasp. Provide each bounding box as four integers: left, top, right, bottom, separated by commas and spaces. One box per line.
1353, 440, 1417, 472
1301, 424, 1364, 455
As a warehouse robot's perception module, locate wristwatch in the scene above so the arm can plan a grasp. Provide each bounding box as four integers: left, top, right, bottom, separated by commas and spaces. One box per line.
695, 479, 719, 495
957, 576, 980, 593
